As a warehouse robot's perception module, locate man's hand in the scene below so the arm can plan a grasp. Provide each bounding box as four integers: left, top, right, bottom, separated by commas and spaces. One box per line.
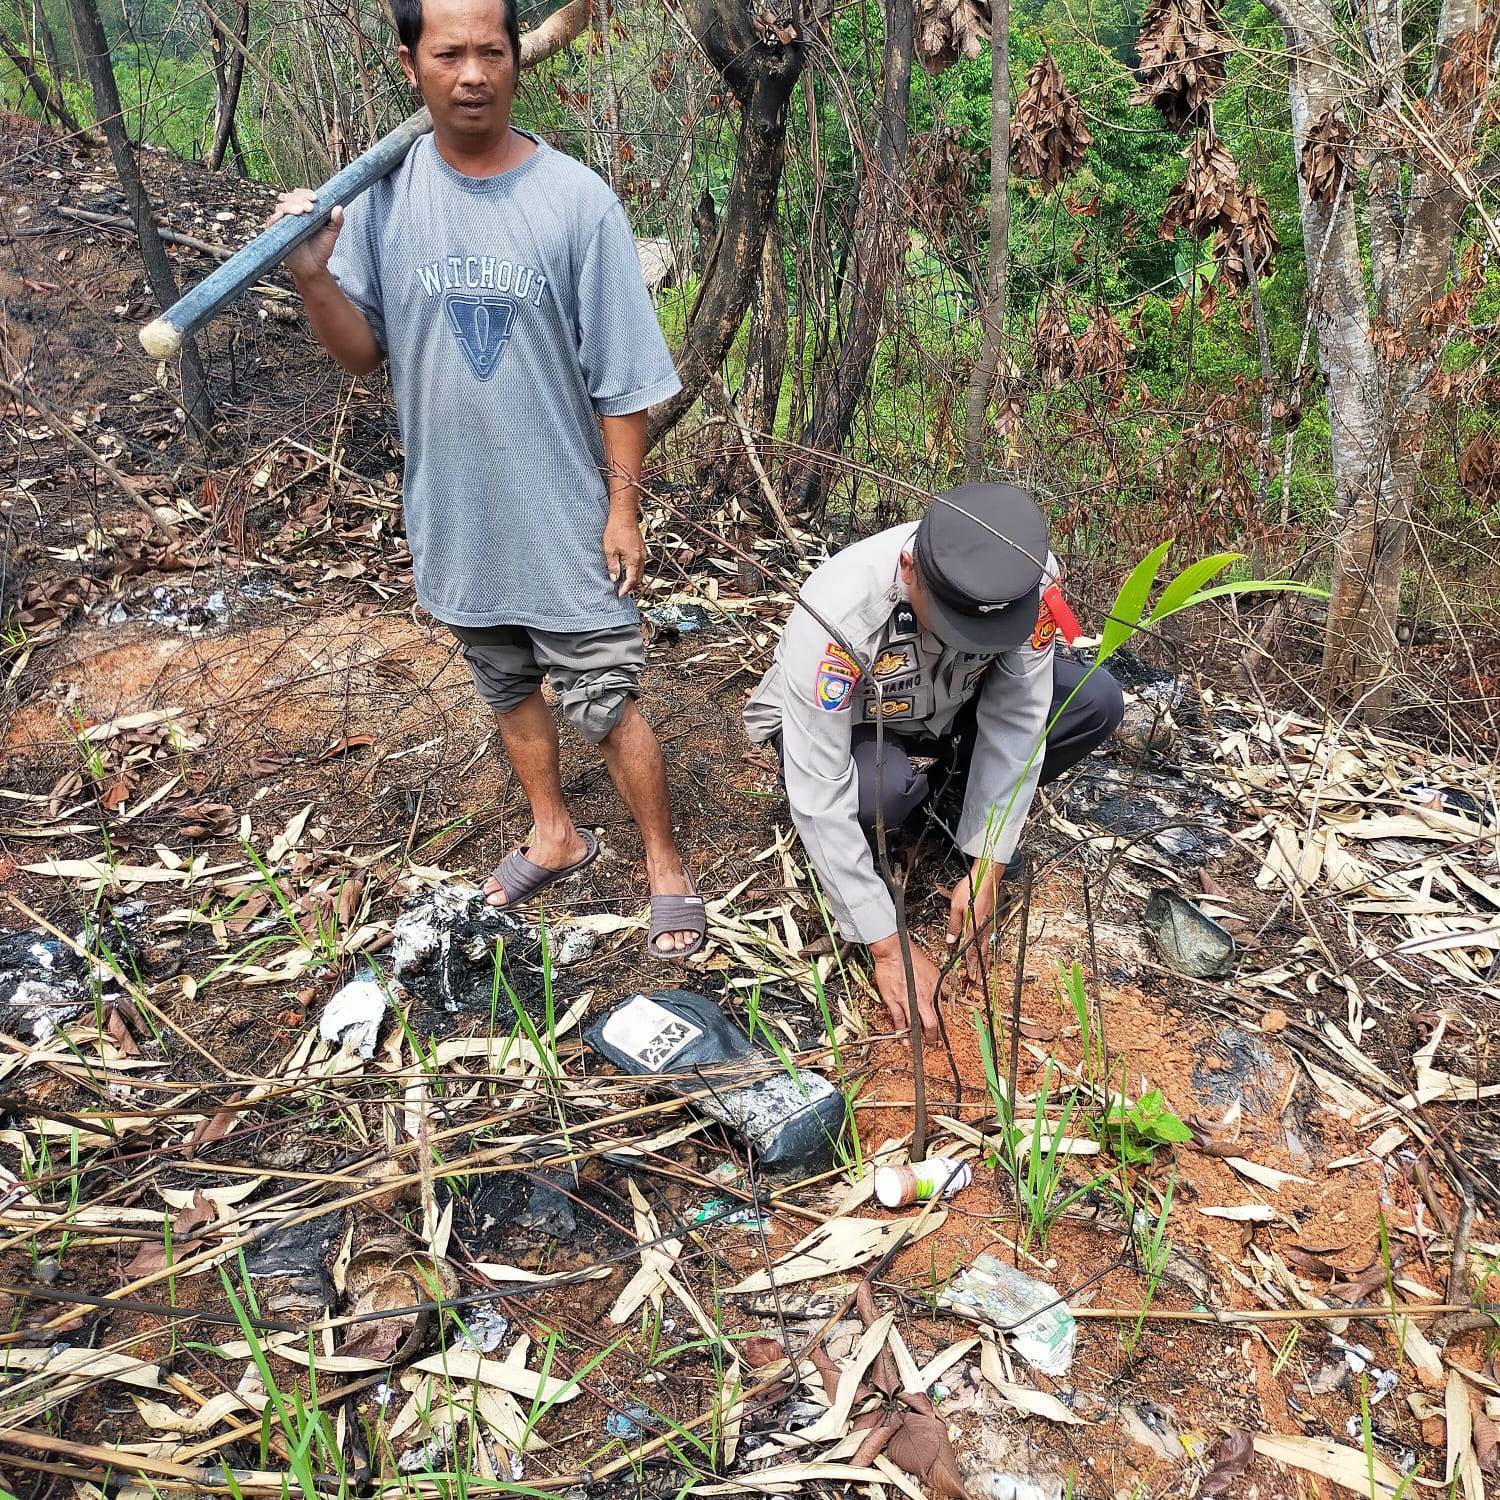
945, 857, 1007, 982
868, 933, 941, 1043
269, 189, 343, 282
604, 509, 646, 597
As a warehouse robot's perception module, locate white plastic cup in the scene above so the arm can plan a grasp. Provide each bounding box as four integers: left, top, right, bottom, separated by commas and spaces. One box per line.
874, 1157, 973, 1208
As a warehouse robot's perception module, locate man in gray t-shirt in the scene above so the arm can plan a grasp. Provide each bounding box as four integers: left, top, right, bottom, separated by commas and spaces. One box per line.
272, 0, 704, 956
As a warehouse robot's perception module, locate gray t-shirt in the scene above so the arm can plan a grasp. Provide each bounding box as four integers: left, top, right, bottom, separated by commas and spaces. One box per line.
328, 132, 682, 631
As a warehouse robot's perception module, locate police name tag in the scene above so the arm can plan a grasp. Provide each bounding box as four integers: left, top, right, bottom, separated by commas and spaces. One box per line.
600, 994, 704, 1070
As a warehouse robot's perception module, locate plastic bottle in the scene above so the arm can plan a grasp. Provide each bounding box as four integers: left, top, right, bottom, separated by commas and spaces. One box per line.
873, 1157, 972, 1208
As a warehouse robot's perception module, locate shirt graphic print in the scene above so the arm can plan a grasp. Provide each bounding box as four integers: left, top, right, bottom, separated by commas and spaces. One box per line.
416, 253, 548, 380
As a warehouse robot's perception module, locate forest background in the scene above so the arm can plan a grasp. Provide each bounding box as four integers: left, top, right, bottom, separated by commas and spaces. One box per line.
2, 0, 1498, 732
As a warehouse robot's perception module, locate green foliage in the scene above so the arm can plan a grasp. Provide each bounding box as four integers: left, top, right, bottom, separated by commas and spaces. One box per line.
1100, 1087, 1192, 1166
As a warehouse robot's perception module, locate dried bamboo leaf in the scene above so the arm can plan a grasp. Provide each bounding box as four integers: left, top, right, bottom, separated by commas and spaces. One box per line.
731, 1213, 946, 1293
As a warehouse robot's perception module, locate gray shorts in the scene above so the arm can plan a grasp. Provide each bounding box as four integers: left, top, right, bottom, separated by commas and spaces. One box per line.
447, 622, 645, 744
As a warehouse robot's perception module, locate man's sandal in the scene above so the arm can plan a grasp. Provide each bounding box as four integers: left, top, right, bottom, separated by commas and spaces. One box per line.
647, 879, 706, 960
484, 829, 599, 908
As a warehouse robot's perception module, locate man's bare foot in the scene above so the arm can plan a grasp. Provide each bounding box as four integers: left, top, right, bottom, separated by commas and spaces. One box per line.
483, 826, 591, 909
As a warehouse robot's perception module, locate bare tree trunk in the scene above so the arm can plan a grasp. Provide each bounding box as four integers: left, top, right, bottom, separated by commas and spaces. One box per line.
205, 0, 248, 171
1245, 246, 1275, 573
32, 0, 73, 97
197, 0, 331, 172
1267, 0, 1384, 702
645, 0, 804, 447
1270, 0, 1484, 718
68, 0, 213, 437
598, 0, 625, 194
740, 218, 789, 435
298, 12, 336, 163
785, 0, 914, 515
962, 0, 1010, 479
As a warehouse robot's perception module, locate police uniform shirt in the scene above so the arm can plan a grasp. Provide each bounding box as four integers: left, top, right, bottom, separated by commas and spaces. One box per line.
743, 524, 1058, 945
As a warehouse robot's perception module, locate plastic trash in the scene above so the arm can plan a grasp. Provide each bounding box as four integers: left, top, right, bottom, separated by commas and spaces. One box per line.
319, 970, 389, 1058
389, 885, 552, 1011
939, 1253, 1077, 1376
243, 1220, 335, 1316
689, 1198, 766, 1229
874, 1157, 972, 1208
643, 602, 714, 635
584, 989, 846, 1173
0, 905, 146, 1042
605, 1400, 654, 1438
1143, 889, 1236, 978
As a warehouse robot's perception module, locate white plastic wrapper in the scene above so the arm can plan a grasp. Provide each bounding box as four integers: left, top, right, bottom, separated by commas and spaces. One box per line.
319, 976, 389, 1059
940, 1253, 1077, 1376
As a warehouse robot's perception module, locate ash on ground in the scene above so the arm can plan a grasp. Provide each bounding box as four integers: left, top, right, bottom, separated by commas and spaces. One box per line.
0, 903, 146, 1042
389, 884, 555, 1018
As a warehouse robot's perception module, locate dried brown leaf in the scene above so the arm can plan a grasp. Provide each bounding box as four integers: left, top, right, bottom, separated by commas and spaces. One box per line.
1300, 111, 1354, 203
1132, 0, 1233, 129
315, 734, 376, 764
1202, 1426, 1254, 1494
743, 1336, 787, 1367
171, 1189, 216, 1239
1283, 1246, 1341, 1279
1011, 54, 1094, 186
1471, 1389, 1497, 1472
187, 1095, 242, 1156
105, 1004, 142, 1058
884, 1392, 972, 1499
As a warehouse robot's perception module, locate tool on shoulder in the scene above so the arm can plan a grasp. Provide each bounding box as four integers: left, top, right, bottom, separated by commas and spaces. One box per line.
138, 109, 433, 360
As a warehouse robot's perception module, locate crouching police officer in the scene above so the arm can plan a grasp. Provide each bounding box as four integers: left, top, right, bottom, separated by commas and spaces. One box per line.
743, 483, 1123, 1043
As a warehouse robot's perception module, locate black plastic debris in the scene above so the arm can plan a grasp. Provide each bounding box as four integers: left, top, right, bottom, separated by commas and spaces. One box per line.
389, 885, 546, 1014
585, 989, 847, 1173
1191, 1026, 1294, 1118
0, 903, 146, 1043
643, 602, 714, 636
1143, 888, 1236, 977
441, 1166, 579, 1250
243, 1219, 336, 1316
1064, 765, 1232, 866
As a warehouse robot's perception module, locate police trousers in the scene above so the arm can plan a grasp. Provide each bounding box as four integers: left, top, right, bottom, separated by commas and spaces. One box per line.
850, 654, 1123, 838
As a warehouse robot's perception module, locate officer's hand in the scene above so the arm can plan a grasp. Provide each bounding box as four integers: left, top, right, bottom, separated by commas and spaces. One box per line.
945, 858, 1007, 984
604, 512, 647, 597
868, 934, 940, 1043
269, 190, 342, 280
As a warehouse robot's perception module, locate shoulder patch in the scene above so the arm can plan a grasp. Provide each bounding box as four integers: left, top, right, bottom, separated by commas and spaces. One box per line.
824, 642, 861, 677
813, 643, 860, 712
1032, 598, 1057, 651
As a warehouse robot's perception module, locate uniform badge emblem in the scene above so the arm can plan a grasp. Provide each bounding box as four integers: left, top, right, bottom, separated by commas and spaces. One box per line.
815, 661, 856, 710
445, 293, 518, 381
1032, 598, 1057, 651
813, 642, 859, 711
873, 649, 908, 676
891, 603, 918, 638
824, 642, 860, 676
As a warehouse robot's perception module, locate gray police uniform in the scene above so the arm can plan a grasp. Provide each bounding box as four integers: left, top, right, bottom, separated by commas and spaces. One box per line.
743, 523, 1058, 944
